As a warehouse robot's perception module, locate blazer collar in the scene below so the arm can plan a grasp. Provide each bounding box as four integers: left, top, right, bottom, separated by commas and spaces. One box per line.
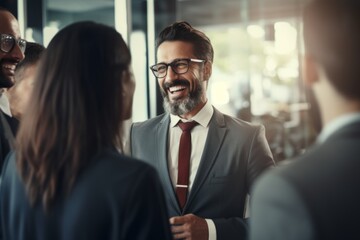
157, 115, 182, 212
324, 118, 360, 143
317, 113, 360, 144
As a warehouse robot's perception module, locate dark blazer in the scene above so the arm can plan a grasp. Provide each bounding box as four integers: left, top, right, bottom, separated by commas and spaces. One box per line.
0, 148, 172, 240
249, 120, 360, 240
0, 110, 18, 173
130, 107, 275, 239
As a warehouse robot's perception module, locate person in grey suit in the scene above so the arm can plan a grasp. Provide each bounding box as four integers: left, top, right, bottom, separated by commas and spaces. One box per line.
130, 21, 275, 240
249, 1, 360, 240
0, 21, 172, 240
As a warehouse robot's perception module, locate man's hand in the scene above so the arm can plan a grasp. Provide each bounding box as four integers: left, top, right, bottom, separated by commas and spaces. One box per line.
169, 214, 209, 240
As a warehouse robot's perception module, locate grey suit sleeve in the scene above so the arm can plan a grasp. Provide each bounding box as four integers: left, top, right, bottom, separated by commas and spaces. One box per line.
246, 125, 275, 189
214, 125, 275, 240
249, 172, 315, 240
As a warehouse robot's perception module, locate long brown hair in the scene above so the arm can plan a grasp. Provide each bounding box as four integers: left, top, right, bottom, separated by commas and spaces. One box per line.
16, 21, 131, 210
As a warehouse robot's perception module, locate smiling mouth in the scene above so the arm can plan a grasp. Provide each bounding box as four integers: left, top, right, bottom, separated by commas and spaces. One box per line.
1, 62, 17, 76
168, 85, 187, 94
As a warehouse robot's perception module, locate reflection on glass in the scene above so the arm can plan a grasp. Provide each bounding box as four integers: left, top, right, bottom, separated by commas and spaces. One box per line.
183, 2, 315, 162
43, 21, 59, 47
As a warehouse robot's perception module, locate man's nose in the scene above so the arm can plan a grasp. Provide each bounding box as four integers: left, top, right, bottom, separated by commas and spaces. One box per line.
9, 43, 25, 62
164, 66, 178, 82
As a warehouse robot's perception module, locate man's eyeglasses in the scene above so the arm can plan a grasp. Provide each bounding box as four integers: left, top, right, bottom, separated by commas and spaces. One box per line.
150, 58, 205, 78
0, 34, 26, 54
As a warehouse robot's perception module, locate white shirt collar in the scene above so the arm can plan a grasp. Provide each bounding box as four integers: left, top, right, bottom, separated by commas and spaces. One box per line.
0, 92, 12, 117
170, 100, 213, 128
317, 112, 360, 143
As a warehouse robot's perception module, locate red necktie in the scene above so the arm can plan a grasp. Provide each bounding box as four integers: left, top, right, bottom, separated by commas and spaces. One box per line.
176, 121, 198, 210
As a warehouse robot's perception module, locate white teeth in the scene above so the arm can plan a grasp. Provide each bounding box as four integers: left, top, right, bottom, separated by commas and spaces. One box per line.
3, 64, 16, 70
169, 86, 186, 93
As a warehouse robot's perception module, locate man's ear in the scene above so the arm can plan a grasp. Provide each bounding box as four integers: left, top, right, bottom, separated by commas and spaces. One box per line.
302, 54, 319, 87
204, 61, 212, 81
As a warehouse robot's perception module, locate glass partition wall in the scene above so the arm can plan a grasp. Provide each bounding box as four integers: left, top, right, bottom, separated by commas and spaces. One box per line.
170, 0, 317, 162
15, 0, 317, 162
43, 0, 149, 122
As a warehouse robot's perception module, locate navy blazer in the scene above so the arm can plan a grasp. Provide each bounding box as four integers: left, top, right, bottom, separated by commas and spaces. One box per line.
250, 120, 360, 240
131, 107, 275, 239
0, 110, 18, 173
0, 148, 172, 240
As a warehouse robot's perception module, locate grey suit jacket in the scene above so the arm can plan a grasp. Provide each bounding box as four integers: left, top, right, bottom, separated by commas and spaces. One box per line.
131, 107, 274, 240
249, 121, 360, 240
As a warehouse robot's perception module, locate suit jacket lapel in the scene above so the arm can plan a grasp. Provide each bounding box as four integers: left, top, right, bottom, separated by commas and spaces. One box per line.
327, 120, 360, 141
185, 108, 227, 210
157, 114, 181, 213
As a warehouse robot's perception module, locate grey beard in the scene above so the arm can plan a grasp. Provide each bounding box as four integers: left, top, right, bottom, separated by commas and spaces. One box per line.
162, 84, 203, 116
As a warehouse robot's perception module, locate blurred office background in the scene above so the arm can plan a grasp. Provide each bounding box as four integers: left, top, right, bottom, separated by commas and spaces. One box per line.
1, 0, 319, 162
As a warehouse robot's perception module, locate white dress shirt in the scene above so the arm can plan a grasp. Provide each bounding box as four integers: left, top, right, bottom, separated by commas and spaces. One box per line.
169, 100, 217, 240
0, 92, 12, 117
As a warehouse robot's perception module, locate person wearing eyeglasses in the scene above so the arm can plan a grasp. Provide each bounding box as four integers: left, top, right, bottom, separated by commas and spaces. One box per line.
0, 7, 26, 174
130, 21, 275, 240
0, 7, 26, 88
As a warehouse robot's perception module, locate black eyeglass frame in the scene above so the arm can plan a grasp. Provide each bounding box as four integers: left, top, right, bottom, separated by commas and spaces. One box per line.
0, 33, 27, 54
150, 58, 206, 78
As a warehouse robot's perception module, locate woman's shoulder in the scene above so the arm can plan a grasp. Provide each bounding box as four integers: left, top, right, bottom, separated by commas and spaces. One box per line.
93, 148, 154, 172
79, 148, 158, 187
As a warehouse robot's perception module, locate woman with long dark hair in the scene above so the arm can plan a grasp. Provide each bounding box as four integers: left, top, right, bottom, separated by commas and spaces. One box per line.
0, 21, 171, 240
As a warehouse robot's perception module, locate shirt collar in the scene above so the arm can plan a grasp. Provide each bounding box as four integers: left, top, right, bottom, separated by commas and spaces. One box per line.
170, 100, 213, 128
0, 92, 12, 117
317, 112, 360, 143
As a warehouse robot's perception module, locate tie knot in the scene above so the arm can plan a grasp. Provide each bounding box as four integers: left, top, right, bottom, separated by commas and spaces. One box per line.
178, 121, 198, 132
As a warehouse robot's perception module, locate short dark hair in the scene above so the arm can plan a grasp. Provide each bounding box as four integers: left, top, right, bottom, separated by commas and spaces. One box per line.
303, 0, 360, 100
156, 21, 214, 62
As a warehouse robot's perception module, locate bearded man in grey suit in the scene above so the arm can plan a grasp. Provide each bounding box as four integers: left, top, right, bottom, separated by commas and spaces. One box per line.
249, 1, 360, 240
130, 21, 274, 240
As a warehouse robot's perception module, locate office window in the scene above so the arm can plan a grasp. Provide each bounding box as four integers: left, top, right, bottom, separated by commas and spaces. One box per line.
154, 0, 317, 161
